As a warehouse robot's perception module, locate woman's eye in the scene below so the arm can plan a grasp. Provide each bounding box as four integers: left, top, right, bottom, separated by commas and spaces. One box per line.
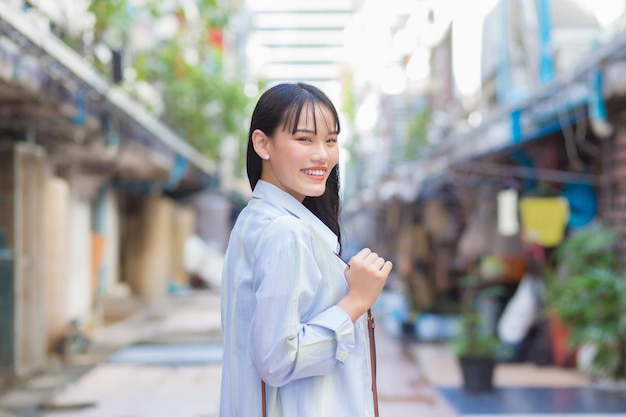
297, 137, 311, 142
327, 138, 338, 144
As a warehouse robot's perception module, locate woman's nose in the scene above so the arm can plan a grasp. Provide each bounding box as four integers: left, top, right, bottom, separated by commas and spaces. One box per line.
311, 142, 329, 162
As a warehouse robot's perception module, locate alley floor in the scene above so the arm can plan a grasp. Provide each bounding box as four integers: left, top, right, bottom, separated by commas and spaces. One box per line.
1, 290, 625, 417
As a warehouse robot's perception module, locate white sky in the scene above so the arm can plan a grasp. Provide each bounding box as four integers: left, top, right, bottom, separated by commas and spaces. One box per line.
451, 0, 498, 96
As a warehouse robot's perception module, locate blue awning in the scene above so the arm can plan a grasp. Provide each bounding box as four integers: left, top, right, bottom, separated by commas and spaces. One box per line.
424, 29, 626, 176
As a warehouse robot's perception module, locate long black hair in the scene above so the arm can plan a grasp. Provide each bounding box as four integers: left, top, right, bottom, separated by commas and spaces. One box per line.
246, 83, 342, 249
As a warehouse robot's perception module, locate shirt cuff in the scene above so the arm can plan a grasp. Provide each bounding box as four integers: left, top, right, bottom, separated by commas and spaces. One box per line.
309, 305, 355, 363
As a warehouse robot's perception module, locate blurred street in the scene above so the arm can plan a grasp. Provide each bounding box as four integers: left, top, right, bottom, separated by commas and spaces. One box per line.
3, 1, 626, 416
2, 290, 626, 417
0, 291, 456, 417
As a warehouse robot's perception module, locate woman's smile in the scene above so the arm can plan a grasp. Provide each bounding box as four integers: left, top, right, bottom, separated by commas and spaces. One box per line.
301, 167, 327, 180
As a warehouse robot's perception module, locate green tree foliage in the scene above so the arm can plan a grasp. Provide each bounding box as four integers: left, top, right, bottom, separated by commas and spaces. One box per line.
85, 0, 250, 164
132, 39, 248, 160
88, 0, 133, 49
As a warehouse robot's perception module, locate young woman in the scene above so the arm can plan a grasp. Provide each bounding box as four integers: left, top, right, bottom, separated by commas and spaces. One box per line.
220, 83, 392, 417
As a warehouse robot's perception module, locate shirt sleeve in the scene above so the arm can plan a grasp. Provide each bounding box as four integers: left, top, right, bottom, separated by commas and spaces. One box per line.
248, 216, 356, 387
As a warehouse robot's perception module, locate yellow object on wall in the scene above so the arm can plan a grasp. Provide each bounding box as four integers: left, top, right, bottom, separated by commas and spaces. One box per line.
519, 197, 570, 247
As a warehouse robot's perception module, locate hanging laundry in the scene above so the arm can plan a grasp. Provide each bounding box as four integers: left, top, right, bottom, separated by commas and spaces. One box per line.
519, 197, 570, 247
497, 189, 519, 236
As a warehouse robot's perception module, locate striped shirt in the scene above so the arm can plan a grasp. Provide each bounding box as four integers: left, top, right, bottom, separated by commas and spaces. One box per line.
220, 180, 375, 417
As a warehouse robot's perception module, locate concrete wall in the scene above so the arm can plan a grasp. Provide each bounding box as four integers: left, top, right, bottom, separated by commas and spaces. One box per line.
44, 177, 70, 351
0, 142, 47, 377
124, 195, 174, 302
172, 204, 196, 286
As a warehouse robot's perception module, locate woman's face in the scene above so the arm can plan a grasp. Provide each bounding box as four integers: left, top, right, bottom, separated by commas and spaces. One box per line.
260, 104, 339, 202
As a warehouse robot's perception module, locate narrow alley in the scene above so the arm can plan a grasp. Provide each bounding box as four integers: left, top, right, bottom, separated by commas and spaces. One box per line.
3, 290, 626, 417
0, 290, 457, 417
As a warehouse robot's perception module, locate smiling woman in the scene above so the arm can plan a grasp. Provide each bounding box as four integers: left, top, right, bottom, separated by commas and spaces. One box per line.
220, 83, 393, 417
251, 94, 340, 202
246, 83, 343, 235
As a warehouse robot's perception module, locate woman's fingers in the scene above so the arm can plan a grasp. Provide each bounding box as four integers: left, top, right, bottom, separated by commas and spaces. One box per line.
372, 256, 386, 271
350, 248, 392, 273
365, 252, 379, 266
349, 248, 369, 266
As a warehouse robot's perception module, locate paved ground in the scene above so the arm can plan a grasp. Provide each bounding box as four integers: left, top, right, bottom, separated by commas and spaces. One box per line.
0, 290, 457, 417
2, 290, 625, 417
407, 334, 626, 417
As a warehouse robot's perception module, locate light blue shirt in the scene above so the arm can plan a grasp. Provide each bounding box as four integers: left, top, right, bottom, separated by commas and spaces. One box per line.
220, 181, 375, 417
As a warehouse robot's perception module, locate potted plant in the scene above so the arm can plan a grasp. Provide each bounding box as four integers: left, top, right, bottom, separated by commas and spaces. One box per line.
450, 277, 502, 392
546, 222, 626, 391
451, 311, 501, 392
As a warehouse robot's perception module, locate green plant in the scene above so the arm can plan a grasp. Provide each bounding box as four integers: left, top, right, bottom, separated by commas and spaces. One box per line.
451, 311, 500, 358
450, 276, 503, 359
132, 39, 249, 161
552, 222, 618, 278
546, 222, 626, 381
81, 0, 251, 171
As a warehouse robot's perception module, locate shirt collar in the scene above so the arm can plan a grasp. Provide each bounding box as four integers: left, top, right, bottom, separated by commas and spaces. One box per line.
252, 180, 340, 254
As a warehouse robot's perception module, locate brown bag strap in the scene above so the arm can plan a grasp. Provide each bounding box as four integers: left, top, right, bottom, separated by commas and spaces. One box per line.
367, 308, 379, 417
262, 378, 267, 417
261, 308, 379, 417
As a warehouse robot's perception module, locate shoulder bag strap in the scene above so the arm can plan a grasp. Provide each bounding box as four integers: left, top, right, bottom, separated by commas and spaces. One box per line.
262, 379, 267, 417
261, 308, 379, 417
367, 308, 380, 417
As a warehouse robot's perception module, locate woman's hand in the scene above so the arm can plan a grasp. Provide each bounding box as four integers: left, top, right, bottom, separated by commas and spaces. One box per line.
337, 248, 392, 322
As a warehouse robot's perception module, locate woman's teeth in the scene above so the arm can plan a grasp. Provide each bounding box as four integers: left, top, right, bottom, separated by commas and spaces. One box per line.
303, 170, 325, 176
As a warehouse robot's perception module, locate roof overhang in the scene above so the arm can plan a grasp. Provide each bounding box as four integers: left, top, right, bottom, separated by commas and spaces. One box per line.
0, 5, 217, 196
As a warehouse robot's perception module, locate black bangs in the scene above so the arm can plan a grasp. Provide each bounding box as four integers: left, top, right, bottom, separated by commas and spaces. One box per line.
279, 98, 340, 136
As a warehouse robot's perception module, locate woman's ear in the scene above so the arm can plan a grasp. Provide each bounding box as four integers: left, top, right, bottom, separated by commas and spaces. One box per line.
251, 129, 270, 160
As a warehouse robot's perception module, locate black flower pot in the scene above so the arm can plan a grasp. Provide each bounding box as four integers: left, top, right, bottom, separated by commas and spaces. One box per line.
459, 357, 496, 392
